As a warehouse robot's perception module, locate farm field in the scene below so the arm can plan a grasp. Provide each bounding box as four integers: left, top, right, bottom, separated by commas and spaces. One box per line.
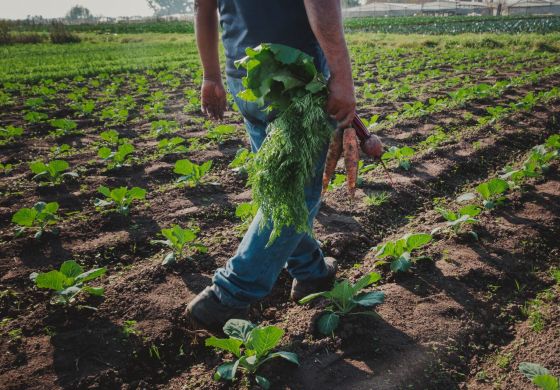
1, 30, 560, 390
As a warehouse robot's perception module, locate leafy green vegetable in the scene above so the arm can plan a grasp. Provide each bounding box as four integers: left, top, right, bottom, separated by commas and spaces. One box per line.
0, 125, 23, 144
29, 260, 106, 305
206, 319, 298, 389
374, 233, 432, 272
235, 201, 258, 234
98, 143, 134, 169
236, 44, 333, 244
229, 148, 254, 175
207, 124, 236, 144
519, 362, 559, 390
49, 118, 78, 137
151, 224, 207, 265
299, 272, 385, 335
457, 178, 509, 209
381, 146, 415, 170
29, 160, 78, 185
434, 205, 480, 237
11, 202, 59, 238
158, 137, 188, 155
173, 158, 212, 187
94, 186, 146, 216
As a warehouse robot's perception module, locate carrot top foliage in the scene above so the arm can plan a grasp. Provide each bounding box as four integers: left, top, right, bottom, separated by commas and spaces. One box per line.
235, 44, 334, 244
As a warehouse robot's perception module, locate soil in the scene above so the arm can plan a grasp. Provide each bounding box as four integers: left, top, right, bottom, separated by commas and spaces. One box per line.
1, 58, 560, 390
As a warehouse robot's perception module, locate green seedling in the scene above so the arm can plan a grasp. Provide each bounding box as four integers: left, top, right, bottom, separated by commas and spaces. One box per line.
49, 118, 78, 137
434, 204, 481, 237
207, 124, 236, 144
98, 143, 135, 169
94, 186, 146, 216
206, 319, 299, 389
158, 137, 188, 155
24, 111, 48, 124
457, 178, 509, 209
229, 148, 254, 175
0, 125, 23, 144
519, 362, 559, 390
100, 129, 128, 147
382, 146, 415, 170
364, 191, 391, 207
0, 163, 13, 174
150, 120, 178, 137
29, 160, 78, 185
50, 144, 72, 157
299, 272, 385, 336
174, 158, 212, 187
235, 202, 258, 234
152, 224, 207, 265
29, 260, 106, 306
100, 106, 129, 125
374, 233, 433, 272
12, 201, 59, 238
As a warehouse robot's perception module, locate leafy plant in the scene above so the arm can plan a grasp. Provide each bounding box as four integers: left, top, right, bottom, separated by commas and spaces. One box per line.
150, 119, 178, 137
0, 162, 13, 174
457, 178, 509, 209
50, 143, 72, 157
207, 124, 236, 144
382, 146, 415, 170
49, 118, 78, 137
29, 160, 78, 185
12, 202, 59, 238
235, 202, 258, 234
0, 125, 23, 144
206, 319, 299, 389
434, 204, 481, 237
98, 143, 135, 169
24, 111, 48, 124
100, 106, 129, 126
374, 233, 433, 272
299, 272, 385, 335
519, 362, 559, 390
152, 224, 207, 265
29, 260, 106, 305
364, 191, 391, 206
158, 137, 188, 155
94, 186, 146, 216
229, 148, 254, 175
100, 129, 128, 147
173, 158, 212, 187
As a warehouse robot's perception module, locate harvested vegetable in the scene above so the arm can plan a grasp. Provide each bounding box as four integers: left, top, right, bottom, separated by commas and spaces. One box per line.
322, 128, 344, 193
235, 44, 334, 244
343, 127, 359, 198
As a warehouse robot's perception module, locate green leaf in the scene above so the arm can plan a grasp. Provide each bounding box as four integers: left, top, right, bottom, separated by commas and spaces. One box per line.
128, 187, 146, 200
459, 204, 481, 217
255, 375, 270, 389
353, 291, 385, 307
328, 280, 354, 306
12, 208, 37, 227
246, 325, 284, 357
34, 270, 69, 291
97, 185, 111, 197
298, 291, 326, 305
404, 233, 432, 251
162, 252, 176, 266
317, 312, 340, 335
375, 241, 395, 258
83, 286, 105, 296
391, 252, 412, 273
436, 207, 457, 222
59, 260, 84, 278
533, 375, 559, 390
205, 336, 243, 358
98, 147, 112, 159
223, 319, 256, 342
268, 351, 299, 365
352, 272, 382, 294
213, 361, 239, 381
29, 161, 47, 174
520, 362, 551, 380
75, 267, 106, 283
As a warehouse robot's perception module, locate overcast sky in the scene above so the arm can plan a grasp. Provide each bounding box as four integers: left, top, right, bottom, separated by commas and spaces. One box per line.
0, 0, 154, 20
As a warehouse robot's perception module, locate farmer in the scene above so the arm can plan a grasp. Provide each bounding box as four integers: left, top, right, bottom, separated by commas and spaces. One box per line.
186, 0, 356, 331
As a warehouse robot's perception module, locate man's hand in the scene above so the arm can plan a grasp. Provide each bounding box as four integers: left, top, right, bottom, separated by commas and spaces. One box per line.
326, 73, 356, 128
201, 78, 226, 120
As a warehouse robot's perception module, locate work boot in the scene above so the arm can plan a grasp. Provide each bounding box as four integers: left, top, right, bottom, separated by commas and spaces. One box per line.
290, 257, 337, 302
185, 286, 249, 333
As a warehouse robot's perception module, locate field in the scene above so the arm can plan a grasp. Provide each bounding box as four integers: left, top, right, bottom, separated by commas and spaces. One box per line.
1, 27, 560, 390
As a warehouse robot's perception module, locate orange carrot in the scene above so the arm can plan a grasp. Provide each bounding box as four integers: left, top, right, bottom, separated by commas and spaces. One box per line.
343, 127, 359, 198
322, 128, 344, 193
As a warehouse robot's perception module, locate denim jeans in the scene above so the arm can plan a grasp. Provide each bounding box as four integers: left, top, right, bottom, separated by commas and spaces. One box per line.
211, 73, 332, 309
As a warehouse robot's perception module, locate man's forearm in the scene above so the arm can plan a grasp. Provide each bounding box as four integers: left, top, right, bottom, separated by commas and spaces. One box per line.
194, 0, 221, 80
303, 0, 352, 80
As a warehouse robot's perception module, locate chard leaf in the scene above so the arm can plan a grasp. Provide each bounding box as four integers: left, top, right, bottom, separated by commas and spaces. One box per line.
404, 233, 432, 251
12, 208, 37, 227
298, 291, 325, 305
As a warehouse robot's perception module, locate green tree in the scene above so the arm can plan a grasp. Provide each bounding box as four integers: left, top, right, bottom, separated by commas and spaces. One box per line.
66, 6, 93, 20
146, 0, 194, 16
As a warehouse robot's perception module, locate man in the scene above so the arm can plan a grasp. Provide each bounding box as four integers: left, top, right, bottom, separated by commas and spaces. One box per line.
186, 0, 356, 331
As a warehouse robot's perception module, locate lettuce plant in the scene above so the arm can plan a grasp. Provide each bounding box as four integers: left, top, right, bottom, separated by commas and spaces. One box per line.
374, 233, 432, 272
29, 160, 78, 185
98, 143, 135, 169
457, 178, 509, 209
174, 158, 212, 187
382, 146, 415, 170
12, 202, 59, 238
300, 272, 385, 335
29, 260, 106, 305
519, 362, 559, 390
206, 319, 299, 389
151, 224, 207, 265
94, 186, 146, 216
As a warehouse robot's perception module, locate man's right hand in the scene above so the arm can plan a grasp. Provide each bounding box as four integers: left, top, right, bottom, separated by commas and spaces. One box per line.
201, 78, 226, 120
326, 73, 356, 129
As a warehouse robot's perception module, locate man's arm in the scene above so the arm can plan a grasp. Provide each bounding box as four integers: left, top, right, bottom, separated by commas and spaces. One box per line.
303, 0, 355, 127
195, 0, 226, 120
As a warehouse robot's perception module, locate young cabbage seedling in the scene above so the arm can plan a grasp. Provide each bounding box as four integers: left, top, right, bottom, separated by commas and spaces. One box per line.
374, 232, 433, 272
29, 260, 106, 306
235, 202, 258, 235
99, 129, 128, 147
151, 224, 207, 265
206, 319, 299, 389
150, 119, 178, 137
29, 160, 78, 185
158, 137, 188, 155
457, 178, 509, 209
381, 146, 414, 170
174, 158, 212, 187
518, 362, 559, 390
49, 118, 79, 137
0, 125, 23, 145
299, 272, 385, 335
433, 205, 481, 238
229, 148, 254, 175
98, 143, 135, 169
12, 201, 59, 238
95, 186, 146, 216
207, 124, 236, 144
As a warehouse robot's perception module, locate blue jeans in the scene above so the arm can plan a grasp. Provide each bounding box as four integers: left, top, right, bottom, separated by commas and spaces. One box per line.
211, 75, 331, 309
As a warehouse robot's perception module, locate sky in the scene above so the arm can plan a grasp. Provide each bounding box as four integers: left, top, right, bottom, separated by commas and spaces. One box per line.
0, 0, 154, 20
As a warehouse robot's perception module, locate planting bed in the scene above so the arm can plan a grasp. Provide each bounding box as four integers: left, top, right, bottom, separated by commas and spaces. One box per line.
1, 33, 559, 389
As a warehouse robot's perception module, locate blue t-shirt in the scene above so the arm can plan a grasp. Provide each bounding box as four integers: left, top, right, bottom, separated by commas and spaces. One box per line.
217, 0, 325, 79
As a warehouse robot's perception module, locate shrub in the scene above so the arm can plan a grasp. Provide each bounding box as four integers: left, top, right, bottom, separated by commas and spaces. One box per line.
49, 22, 81, 44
